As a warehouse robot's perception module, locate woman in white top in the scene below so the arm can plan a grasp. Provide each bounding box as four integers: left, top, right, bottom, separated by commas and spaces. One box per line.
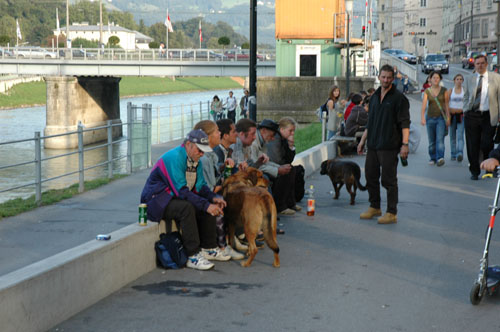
326, 85, 344, 140
446, 74, 465, 161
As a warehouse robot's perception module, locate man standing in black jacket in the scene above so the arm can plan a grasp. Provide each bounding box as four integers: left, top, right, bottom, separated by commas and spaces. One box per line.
357, 64, 411, 224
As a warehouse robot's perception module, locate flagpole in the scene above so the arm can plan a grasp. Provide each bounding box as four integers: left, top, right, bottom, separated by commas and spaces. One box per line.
166, 9, 169, 59
56, 8, 59, 54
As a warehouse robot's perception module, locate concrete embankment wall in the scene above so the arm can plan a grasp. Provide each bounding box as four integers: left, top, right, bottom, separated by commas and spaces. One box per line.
0, 75, 43, 94
0, 140, 337, 332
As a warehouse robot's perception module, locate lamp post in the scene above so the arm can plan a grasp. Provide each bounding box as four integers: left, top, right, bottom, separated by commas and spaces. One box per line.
66, 0, 69, 47
345, 0, 353, 96
91, 0, 112, 47
495, 0, 500, 67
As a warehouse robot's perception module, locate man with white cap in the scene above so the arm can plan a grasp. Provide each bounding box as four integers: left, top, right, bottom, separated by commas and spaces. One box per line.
140, 129, 230, 270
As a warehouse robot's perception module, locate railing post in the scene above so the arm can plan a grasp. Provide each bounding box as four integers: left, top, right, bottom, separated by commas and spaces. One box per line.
157, 105, 161, 144
321, 113, 326, 142
77, 121, 85, 193
127, 102, 132, 173
207, 101, 210, 119
169, 104, 173, 141
147, 104, 152, 167
190, 103, 194, 128
34, 131, 42, 205
107, 120, 113, 179
181, 104, 185, 138
199, 101, 202, 121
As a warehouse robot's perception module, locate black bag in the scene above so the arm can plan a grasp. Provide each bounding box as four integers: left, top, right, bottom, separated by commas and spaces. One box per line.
294, 165, 305, 202
155, 232, 188, 269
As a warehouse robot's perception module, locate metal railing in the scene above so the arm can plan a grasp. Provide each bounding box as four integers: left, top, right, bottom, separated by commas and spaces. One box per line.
0, 47, 276, 62
380, 52, 418, 84
0, 103, 151, 205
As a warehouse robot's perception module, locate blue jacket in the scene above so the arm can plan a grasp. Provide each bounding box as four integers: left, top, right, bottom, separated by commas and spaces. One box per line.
140, 145, 217, 222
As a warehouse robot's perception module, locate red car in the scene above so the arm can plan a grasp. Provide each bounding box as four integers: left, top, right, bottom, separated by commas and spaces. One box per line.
224, 50, 264, 61
462, 51, 486, 69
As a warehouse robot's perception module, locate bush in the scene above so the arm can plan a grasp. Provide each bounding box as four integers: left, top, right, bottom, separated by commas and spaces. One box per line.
149, 41, 159, 49
108, 36, 120, 46
0, 35, 11, 46
218, 36, 230, 49
72, 37, 99, 48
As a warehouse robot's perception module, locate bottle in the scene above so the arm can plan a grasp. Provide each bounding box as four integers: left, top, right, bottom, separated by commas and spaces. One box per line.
223, 164, 233, 179
307, 185, 315, 216
400, 155, 408, 167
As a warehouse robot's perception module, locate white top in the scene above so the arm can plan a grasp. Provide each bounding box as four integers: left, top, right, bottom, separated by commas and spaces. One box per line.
449, 87, 464, 110
476, 71, 489, 111
225, 96, 237, 111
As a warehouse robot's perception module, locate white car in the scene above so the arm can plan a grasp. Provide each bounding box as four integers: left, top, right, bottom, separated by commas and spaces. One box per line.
14, 47, 58, 59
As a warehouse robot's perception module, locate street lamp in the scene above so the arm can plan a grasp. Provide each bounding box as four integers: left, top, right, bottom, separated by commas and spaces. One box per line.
495, 0, 500, 67
345, 0, 353, 96
90, 0, 112, 47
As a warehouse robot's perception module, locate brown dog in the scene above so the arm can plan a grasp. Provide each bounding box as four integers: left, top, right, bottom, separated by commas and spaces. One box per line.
222, 167, 280, 268
320, 159, 366, 205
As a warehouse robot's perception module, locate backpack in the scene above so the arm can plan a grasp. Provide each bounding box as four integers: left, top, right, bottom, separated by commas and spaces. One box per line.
154, 232, 188, 269
315, 99, 330, 122
294, 165, 305, 202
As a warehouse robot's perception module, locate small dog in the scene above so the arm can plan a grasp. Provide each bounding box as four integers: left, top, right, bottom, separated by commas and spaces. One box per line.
222, 167, 279, 268
320, 159, 366, 205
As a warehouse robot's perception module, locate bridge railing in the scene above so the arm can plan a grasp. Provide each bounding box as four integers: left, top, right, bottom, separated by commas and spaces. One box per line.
379, 52, 418, 84
0, 104, 152, 205
0, 47, 276, 62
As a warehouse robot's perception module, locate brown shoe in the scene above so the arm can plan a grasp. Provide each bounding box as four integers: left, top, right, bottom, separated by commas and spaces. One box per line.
377, 213, 397, 224
280, 208, 296, 216
360, 207, 382, 219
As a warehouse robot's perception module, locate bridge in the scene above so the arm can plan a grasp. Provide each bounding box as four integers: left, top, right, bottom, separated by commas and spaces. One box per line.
0, 48, 276, 149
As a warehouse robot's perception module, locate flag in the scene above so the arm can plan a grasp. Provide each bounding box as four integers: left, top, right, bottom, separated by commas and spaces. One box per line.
56, 8, 60, 33
16, 19, 22, 40
199, 20, 203, 42
164, 10, 174, 33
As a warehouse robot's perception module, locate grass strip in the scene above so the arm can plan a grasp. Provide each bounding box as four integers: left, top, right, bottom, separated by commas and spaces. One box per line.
0, 77, 243, 109
295, 123, 322, 154
0, 174, 127, 219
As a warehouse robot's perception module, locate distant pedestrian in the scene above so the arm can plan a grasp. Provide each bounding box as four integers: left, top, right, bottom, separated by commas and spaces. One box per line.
402, 75, 409, 94
325, 85, 343, 139
446, 74, 465, 162
357, 64, 410, 224
210, 95, 223, 121
393, 65, 402, 90
225, 91, 237, 123
239, 89, 249, 119
421, 71, 450, 167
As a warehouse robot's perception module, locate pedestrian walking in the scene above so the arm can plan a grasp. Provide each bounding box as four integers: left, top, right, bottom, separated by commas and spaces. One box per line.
463, 54, 500, 180
239, 89, 249, 119
210, 95, 223, 121
225, 91, 237, 123
357, 64, 410, 224
446, 74, 465, 162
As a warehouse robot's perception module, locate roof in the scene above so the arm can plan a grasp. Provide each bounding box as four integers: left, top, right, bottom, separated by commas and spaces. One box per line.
57, 25, 153, 42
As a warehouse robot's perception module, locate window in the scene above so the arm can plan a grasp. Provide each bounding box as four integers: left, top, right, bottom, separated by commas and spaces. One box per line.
488, 0, 493, 9
381, 22, 385, 31
420, 0, 426, 7
473, 22, 480, 38
382, 4, 385, 10
482, 19, 489, 38
419, 38, 426, 47
420, 18, 426, 27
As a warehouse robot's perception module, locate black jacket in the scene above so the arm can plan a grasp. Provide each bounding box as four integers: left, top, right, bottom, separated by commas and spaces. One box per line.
366, 84, 410, 150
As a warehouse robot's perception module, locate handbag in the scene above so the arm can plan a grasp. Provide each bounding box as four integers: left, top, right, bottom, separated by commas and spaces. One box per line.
426, 88, 449, 136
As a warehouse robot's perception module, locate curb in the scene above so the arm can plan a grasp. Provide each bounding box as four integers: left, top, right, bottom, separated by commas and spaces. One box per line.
0, 141, 336, 332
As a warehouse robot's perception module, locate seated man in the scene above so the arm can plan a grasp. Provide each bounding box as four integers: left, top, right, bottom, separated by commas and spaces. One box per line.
344, 94, 368, 137
230, 118, 266, 170
140, 129, 230, 271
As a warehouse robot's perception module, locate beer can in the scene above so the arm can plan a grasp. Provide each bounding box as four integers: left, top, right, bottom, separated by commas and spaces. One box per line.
96, 234, 111, 241
138, 203, 147, 226
223, 165, 233, 179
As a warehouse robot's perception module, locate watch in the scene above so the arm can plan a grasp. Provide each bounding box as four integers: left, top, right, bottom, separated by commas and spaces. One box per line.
402, 143, 409, 146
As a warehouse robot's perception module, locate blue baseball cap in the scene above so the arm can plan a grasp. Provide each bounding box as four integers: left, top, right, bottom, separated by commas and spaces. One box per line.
186, 129, 212, 153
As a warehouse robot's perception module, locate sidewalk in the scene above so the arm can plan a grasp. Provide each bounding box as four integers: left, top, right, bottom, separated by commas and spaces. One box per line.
49, 94, 500, 331
0, 140, 181, 276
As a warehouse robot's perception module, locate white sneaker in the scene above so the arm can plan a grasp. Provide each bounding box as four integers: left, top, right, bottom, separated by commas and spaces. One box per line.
186, 252, 214, 270
234, 236, 249, 251
201, 247, 231, 261
223, 245, 245, 260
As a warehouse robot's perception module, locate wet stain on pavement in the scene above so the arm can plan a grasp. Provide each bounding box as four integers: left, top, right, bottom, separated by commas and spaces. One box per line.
132, 280, 262, 298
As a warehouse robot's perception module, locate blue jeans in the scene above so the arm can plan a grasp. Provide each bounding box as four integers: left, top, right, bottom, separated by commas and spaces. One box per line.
449, 114, 464, 159
327, 130, 336, 140
426, 116, 446, 162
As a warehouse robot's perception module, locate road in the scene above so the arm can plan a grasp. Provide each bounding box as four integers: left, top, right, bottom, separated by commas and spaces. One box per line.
417, 63, 474, 90
49, 95, 500, 332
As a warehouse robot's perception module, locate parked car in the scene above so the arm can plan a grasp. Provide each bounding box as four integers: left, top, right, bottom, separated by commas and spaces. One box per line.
421, 53, 449, 74
14, 47, 58, 59
462, 51, 486, 69
0, 48, 13, 57
58, 49, 96, 59
383, 49, 417, 64
224, 49, 264, 61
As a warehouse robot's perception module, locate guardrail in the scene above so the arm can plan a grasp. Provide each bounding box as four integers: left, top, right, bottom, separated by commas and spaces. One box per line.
0, 47, 276, 62
379, 52, 418, 84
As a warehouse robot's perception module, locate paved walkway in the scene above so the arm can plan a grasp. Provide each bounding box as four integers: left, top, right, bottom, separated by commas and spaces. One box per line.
46, 95, 500, 331
0, 140, 181, 276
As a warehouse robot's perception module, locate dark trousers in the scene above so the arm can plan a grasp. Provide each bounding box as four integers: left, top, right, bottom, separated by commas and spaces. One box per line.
465, 110, 495, 176
162, 199, 217, 257
365, 149, 399, 214
227, 110, 236, 123
272, 167, 297, 212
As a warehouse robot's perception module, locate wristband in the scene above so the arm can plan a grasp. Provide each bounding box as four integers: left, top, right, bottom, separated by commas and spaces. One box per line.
402, 143, 409, 146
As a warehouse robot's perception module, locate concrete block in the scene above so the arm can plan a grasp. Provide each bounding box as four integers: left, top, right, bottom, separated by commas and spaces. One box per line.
0, 223, 159, 332
293, 141, 337, 177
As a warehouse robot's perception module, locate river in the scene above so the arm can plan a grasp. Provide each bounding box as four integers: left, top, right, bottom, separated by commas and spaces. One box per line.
0, 88, 238, 204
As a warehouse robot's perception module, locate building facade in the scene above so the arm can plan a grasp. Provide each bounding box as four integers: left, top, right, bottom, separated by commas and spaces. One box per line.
378, 0, 443, 56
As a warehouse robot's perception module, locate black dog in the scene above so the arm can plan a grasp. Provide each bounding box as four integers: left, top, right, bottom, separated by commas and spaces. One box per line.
320, 159, 366, 205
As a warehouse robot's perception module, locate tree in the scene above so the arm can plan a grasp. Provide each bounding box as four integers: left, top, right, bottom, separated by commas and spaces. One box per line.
218, 36, 230, 50
206, 37, 219, 49
108, 35, 120, 46
0, 34, 10, 46
72, 37, 98, 48
149, 41, 159, 49
241, 42, 250, 49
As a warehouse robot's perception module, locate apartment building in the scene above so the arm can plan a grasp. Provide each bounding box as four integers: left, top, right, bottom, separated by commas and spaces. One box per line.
378, 0, 443, 56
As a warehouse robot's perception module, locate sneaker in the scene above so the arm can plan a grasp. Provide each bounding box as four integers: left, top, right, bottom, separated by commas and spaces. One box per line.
201, 247, 231, 261
234, 236, 249, 251
457, 155, 463, 162
223, 245, 244, 260
360, 207, 382, 219
292, 205, 302, 212
437, 158, 445, 167
279, 208, 296, 216
377, 212, 397, 224
238, 234, 265, 248
428, 160, 436, 165
186, 252, 214, 270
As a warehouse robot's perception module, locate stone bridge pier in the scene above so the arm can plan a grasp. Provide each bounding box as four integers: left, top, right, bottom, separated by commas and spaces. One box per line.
44, 76, 122, 149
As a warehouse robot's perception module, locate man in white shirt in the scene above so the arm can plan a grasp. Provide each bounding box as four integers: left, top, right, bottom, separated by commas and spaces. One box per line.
463, 55, 500, 180
225, 91, 237, 123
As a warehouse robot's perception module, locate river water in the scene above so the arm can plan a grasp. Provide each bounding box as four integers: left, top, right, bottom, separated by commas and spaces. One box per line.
0, 88, 238, 203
